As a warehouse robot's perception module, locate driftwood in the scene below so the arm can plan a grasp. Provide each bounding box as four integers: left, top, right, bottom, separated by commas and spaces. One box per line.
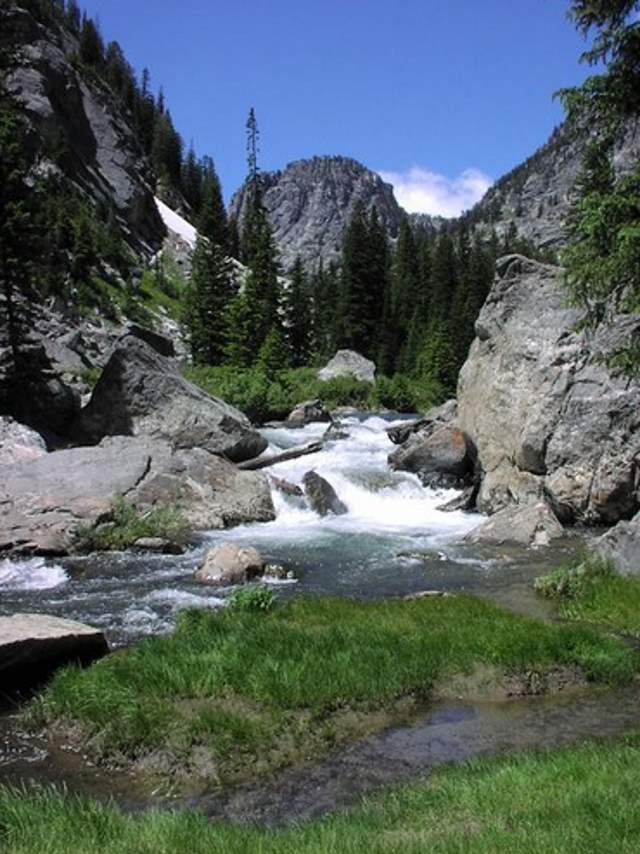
238, 441, 324, 471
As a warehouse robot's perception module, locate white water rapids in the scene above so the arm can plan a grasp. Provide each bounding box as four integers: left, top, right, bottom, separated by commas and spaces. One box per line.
1, 414, 556, 645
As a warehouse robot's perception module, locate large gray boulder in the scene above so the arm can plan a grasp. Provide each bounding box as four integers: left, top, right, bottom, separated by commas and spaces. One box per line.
457, 255, 640, 524
465, 502, 564, 548
595, 511, 640, 575
318, 350, 376, 384
303, 471, 348, 516
0, 417, 47, 466
0, 436, 274, 555
0, 613, 109, 691
76, 334, 267, 463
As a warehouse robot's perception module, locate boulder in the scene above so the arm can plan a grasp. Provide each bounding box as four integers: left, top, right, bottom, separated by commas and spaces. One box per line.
457, 255, 640, 524
0, 613, 108, 691
269, 475, 303, 497
464, 501, 565, 548
318, 350, 376, 383
302, 471, 348, 516
388, 425, 474, 488
195, 542, 264, 587
132, 537, 185, 555
0, 436, 275, 555
286, 399, 332, 427
595, 511, 640, 575
75, 334, 267, 463
0, 417, 47, 466
387, 400, 457, 446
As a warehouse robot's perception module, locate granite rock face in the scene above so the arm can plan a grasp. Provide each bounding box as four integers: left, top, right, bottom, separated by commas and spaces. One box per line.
1, 3, 164, 254
76, 334, 267, 463
457, 255, 640, 525
0, 436, 274, 555
229, 157, 403, 270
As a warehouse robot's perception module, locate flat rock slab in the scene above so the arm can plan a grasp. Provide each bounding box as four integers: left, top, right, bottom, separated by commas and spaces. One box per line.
0, 613, 109, 691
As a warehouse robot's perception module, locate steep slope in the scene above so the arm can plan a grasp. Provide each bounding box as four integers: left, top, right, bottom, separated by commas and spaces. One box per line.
465, 119, 640, 249
1, 2, 165, 254
229, 156, 404, 270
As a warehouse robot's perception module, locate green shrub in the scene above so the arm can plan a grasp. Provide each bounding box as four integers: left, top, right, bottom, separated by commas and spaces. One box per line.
534, 556, 614, 600
74, 497, 190, 553
227, 584, 276, 613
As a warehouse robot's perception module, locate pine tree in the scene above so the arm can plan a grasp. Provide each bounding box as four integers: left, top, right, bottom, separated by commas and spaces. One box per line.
197, 158, 227, 248
183, 236, 236, 365
283, 257, 312, 366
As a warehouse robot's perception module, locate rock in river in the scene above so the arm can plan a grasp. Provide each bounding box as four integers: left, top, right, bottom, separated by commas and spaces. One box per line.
303, 471, 348, 516
465, 501, 564, 548
195, 542, 264, 587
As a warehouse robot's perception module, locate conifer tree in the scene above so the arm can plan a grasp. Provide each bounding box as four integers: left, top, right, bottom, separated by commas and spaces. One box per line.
283, 257, 312, 366
197, 158, 227, 248
183, 236, 236, 365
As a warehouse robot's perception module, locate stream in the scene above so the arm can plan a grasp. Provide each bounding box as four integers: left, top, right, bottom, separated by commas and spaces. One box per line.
1, 413, 637, 825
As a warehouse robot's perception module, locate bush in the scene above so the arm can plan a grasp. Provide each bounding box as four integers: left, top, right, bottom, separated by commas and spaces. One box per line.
534, 556, 614, 600
227, 584, 276, 613
74, 497, 191, 552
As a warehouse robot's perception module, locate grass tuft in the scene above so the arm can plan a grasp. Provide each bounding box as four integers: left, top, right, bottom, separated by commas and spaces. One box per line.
73, 497, 190, 553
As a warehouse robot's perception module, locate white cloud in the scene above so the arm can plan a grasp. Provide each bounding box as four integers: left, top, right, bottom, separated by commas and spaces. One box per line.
378, 166, 493, 218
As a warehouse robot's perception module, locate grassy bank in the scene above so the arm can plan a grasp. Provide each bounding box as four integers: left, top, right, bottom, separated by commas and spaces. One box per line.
535, 557, 640, 638
26, 596, 636, 785
2, 731, 640, 852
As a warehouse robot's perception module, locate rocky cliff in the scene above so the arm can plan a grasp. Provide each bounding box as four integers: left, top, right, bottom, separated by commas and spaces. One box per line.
229, 156, 404, 271
457, 255, 640, 526
1, 2, 165, 254
467, 120, 640, 250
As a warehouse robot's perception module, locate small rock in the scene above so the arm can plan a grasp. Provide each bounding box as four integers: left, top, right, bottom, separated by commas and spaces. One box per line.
263, 563, 296, 581
302, 471, 348, 516
323, 421, 350, 441
269, 475, 303, 497
404, 590, 454, 600
286, 399, 332, 427
132, 537, 185, 555
195, 542, 264, 587
465, 501, 564, 547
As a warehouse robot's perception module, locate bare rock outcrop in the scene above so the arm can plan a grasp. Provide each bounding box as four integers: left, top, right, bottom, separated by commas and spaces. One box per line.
76, 334, 267, 463
0, 436, 274, 555
457, 255, 640, 525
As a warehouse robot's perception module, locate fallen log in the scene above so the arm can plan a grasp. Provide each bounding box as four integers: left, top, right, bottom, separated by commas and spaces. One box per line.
238, 441, 324, 471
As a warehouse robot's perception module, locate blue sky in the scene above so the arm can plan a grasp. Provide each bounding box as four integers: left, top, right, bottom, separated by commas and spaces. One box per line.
81, 0, 593, 215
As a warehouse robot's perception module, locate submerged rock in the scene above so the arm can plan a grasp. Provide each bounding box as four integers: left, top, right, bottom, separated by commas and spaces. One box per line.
76, 334, 267, 463
302, 471, 348, 516
0, 436, 274, 555
269, 475, 303, 497
195, 543, 264, 587
457, 255, 640, 524
0, 613, 108, 691
595, 511, 640, 575
465, 501, 564, 548
318, 350, 376, 384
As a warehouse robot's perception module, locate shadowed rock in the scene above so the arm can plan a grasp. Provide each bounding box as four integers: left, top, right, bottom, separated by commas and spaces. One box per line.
388, 425, 474, 488
303, 471, 347, 516
76, 334, 267, 463
0, 614, 108, 691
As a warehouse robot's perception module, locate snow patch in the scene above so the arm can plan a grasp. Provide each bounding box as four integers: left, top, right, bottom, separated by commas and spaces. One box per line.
155, 197, 197, 248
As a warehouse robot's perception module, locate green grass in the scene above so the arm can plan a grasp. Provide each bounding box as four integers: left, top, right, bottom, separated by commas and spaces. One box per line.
184, 364, 439, 422
73, 498, 190, 553
535, 556, 640, 637
3, 732, 640, 852
25, 596, 636, 784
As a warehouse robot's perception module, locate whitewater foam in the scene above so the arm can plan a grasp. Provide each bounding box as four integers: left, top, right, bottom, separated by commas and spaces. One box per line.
0, 558, 69, 591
